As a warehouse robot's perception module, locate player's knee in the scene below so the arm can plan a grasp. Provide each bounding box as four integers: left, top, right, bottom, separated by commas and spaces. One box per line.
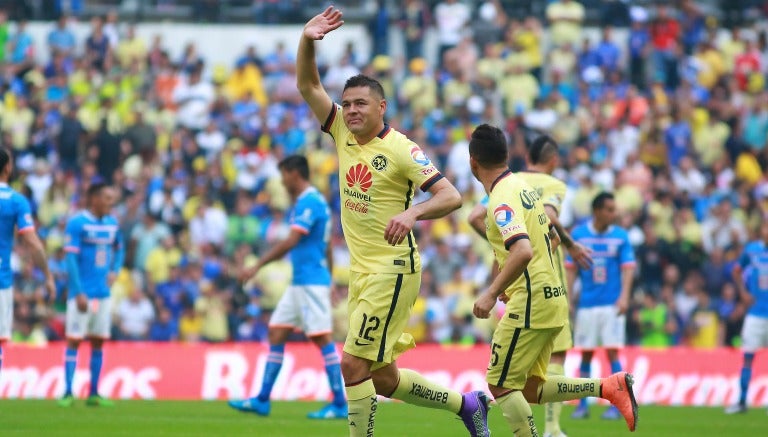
487, 384, 511, 399
549, 351, 566, 364
340, 353, 370, 382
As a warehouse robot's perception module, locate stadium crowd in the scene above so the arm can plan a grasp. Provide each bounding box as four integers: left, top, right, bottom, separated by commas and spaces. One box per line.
1, 1, 768, 350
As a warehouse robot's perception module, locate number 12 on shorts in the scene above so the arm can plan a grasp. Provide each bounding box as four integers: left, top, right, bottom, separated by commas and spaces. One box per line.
358, 313, 380, 343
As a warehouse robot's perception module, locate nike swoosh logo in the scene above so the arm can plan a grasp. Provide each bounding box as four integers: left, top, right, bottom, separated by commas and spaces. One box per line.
355, 340, 371, 346
348, 413, 359, 415
347, 142, 358, 146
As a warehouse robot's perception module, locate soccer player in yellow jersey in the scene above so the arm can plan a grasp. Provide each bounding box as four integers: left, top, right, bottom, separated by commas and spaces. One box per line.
467, 134, 592, 437
296, 7, 491, 437
468, 124, 638, 436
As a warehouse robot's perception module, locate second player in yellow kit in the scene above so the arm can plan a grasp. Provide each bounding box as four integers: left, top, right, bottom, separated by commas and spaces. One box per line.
517, 170, 572, 353
469, 125, 639, 436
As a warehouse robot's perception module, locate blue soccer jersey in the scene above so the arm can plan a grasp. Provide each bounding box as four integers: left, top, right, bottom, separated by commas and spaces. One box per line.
566, 222, 636, 308
288, 186, 331, 286
739, 241, 768, 318
0, 184, 35, 289
64, 211, 124, 299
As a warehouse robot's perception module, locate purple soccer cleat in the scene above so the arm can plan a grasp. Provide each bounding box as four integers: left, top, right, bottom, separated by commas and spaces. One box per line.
458, 391, 491, 437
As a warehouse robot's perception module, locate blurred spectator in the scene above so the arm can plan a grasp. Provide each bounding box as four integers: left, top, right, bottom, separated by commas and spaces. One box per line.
701, 198, 747, 254
400, 0, 429, 61
434, 0, 471, 66
149, 308, 178, 341
116, 288, 156, 341
634, 292, 676, 347
172, 64, 214, 131
546, 0, 584, 48
195, 280, 229, 342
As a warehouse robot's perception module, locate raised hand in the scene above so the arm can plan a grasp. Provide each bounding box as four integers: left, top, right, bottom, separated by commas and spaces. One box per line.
303, 6, 344, 41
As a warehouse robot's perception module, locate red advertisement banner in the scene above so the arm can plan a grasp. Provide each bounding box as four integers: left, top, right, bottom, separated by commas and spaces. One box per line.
1, 343, 766, 407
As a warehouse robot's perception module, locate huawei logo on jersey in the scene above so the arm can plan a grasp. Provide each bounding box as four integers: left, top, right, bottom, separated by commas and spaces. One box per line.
346, 164, 373, 193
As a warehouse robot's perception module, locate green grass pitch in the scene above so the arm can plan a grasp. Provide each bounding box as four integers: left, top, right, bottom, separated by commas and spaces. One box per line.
2, 400, 767, 436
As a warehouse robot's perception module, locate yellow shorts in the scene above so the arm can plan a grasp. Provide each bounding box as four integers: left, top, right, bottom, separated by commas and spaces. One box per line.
552, 319, 573, 353
343, 272, 419, 370
486, 315, 562, 390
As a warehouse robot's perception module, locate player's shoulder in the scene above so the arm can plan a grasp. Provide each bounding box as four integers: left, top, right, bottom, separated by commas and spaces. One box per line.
571, 223, 589, 237
66, 211, 86, 226
744, 240, 764, 253
610, 225, 631, 239
104, 214, 120, 226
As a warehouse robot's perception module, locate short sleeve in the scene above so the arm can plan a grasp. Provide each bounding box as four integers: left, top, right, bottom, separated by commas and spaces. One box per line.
15, 194, 35, 234
320, 103, 347, 143
490, 195, 529, 251
64, 218, 81, 253
290, 198, 315, 235
543, 180, 567, 213
397, 142, 443, 192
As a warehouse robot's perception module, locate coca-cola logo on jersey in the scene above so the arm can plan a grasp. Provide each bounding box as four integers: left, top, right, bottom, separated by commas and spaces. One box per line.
343, 163, 373, 214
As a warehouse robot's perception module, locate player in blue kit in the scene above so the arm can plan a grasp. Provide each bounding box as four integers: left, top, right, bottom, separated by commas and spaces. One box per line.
228, 155, 346, 419
566, 192, 636, 420
59, 183, 124, 407
0, 148, 56, 377
726, 221, 768, 414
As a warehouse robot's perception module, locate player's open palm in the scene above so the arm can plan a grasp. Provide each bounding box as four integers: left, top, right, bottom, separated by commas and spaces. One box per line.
75, 293, 88, 313
304, 6, 344, 41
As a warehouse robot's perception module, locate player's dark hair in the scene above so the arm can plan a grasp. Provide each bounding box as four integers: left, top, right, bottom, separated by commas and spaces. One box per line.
592, 191, 615, 211
528, 135, 559, 165
87, 182, 110, 198
278, 155, 310, 180
343, 74, 386, 100
468, 124, 508, 167
0, 148, 10, 175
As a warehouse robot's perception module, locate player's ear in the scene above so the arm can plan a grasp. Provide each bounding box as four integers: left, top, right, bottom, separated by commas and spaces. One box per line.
379, 98, 387, 115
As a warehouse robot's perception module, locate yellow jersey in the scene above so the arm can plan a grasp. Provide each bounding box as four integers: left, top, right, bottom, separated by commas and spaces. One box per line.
486, 170, 567, 329
322, 104, 443, 274
517, 171, 568, 290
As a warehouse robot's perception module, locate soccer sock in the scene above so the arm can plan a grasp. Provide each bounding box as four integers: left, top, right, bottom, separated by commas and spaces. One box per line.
346, 377, 377, 437
538, 375, 602, 403
544, 363, 564, 435
257, 344, 284, 402
389, 368, 463, 414
64, 348, 78, 396
578, 359, 591, 409
610, 360, 622, 374
739, 353, 754, 406
90, 349, 103, 396
496, 390, 538, 437
320, 343, 345, 407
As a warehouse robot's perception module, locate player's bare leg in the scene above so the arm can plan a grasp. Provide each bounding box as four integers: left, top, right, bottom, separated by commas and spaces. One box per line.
228, 327, 292, 416
307, 333, 346, 419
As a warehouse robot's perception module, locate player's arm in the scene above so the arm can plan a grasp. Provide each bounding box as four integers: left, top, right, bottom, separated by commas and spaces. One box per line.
241, 229, 303, 282
19, 229, 55, 301
296, 7, 343, 123
617, 264, 635, 315
385, 178, 461, 246
111, 229, 125, 277
565, 262, 578, 315
473, 237, 533, 319
616, 235, 636, 315
731, 262, 754, 307
544, 204, 592, 268
468, 201, 488, 240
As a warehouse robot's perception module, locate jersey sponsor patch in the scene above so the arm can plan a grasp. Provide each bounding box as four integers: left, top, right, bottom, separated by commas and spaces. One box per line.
410, 146, 431, 166
346, 163, 373, 192
494, 204, 515, 227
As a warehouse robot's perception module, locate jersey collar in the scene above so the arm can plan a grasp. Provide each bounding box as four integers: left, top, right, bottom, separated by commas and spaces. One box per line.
588, 220, 613, 235
377, 124, 391, 139
490, 169, 512, 192
297, 186, 316, 201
